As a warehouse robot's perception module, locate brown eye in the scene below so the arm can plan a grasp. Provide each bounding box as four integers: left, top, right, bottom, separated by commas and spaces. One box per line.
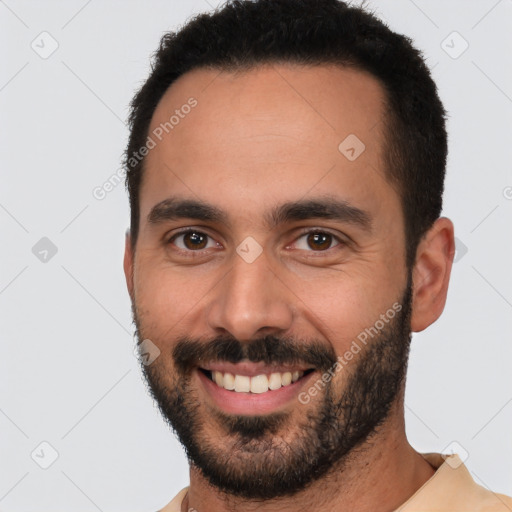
307, 232, 332, 251
291, 230, 342, 252
170, 230, 216, 251
183, 231, 207, 249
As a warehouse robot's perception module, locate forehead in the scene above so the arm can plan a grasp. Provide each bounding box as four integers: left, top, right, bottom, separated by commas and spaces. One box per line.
141, 63, 397, 227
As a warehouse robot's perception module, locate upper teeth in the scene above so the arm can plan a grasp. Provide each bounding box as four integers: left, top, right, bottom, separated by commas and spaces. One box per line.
211, 370, 304, 393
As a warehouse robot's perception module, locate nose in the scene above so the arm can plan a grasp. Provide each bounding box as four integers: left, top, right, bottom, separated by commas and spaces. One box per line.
206, 248, 294, 342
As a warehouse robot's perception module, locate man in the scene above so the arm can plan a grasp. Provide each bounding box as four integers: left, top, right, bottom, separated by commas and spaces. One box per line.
123, 1, 512, 510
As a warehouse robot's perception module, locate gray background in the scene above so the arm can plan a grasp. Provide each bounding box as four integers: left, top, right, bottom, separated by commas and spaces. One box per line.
1, 0, 511, 510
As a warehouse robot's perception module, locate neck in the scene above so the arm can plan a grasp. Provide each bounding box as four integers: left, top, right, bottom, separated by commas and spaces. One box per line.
182, 400, 435, 512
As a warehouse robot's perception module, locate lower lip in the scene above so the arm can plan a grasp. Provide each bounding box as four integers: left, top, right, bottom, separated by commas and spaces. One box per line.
197, 369, 316, 415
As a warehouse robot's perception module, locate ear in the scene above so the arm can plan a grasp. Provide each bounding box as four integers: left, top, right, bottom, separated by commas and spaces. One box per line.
123, 229, 135, 300
410, 217, 455, 333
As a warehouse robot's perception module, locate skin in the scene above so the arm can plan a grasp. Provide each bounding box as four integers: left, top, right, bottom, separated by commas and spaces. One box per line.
124, 63, 455, 512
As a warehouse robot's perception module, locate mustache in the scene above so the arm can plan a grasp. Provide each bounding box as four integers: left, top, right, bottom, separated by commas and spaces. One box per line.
172, 334, 338, 374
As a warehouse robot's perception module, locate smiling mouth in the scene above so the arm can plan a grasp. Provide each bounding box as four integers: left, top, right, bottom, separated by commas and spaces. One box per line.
199, 368, 315, 394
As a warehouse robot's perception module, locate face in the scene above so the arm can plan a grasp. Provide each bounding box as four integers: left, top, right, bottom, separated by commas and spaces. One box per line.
127, 64, 412, 499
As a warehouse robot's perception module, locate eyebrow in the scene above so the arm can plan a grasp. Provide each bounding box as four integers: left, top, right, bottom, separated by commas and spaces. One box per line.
147, 195, 372, 232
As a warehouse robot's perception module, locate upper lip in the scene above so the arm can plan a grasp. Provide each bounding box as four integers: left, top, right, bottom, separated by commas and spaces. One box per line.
199, 361, 313, 377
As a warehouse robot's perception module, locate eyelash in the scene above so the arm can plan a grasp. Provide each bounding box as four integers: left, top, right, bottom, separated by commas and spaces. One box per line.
166, 227, 346, 256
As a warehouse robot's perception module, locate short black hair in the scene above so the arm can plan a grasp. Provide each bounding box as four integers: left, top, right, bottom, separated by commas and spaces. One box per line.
124, 0, 447, 268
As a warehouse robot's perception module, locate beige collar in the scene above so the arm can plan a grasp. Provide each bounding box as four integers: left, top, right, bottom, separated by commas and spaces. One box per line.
160, 453, 512, 512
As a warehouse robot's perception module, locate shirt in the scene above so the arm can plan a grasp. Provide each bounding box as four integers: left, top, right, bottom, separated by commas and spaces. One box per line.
158, 453, 512, 511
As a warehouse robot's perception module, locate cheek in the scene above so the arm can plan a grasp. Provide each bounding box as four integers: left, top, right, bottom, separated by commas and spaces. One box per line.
133, 260, 220, 335
286, 264, 403, 363
292, 263, 395, 320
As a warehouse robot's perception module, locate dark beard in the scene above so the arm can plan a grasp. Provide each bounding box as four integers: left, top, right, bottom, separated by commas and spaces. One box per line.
133, 274, 413, 500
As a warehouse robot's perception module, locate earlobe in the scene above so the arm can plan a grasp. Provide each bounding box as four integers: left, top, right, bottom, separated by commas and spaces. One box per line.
123, 229, 135, 300
410, 217, 455, 333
